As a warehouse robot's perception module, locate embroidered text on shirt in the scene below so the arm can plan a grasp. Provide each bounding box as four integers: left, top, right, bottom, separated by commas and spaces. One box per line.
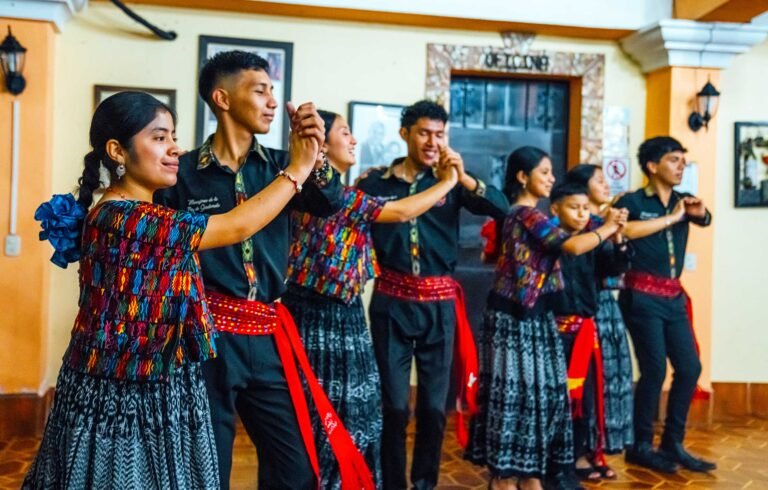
188, 196, 221, 212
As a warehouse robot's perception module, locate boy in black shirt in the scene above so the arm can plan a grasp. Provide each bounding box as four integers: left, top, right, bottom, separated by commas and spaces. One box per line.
550, 182, 630, 484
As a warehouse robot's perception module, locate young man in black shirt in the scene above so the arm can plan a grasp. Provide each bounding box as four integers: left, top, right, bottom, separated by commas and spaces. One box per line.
616, 136, 715, 474
156, 51, 372, 489
357, 100, 508, 490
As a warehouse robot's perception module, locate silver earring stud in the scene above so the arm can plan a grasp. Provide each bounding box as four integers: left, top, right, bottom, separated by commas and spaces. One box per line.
116, 164, 126, 179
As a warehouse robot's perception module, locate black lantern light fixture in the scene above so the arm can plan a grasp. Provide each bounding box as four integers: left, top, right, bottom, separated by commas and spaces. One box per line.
0, 26, 27, 95
688, 80, 720, 132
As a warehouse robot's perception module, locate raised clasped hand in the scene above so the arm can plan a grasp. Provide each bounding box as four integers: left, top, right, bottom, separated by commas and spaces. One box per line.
682, 196, 706, 218
439, 145, 466, 181
286, 102, 321, 174
605, 207, 624, 233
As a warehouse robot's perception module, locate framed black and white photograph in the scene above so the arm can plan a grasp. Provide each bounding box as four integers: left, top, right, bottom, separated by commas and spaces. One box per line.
347, 101, 406, 183
196, 35, 293, 148
94, 85, 176, 111
735, 122, 768, 207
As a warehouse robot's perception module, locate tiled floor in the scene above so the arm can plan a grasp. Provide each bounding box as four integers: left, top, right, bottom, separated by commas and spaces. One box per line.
2, 417, 767, 489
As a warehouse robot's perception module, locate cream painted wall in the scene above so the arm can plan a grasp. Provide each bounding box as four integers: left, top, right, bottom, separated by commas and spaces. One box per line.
248, 0, 673, 29
45, 3, 648, 385
711, 39, 768, 383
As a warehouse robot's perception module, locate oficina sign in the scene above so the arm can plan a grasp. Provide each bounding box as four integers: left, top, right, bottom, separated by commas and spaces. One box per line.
483, 52, 550, 72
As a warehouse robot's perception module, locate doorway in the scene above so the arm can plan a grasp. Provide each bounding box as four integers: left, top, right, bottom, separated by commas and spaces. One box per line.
449, 74, 572, 352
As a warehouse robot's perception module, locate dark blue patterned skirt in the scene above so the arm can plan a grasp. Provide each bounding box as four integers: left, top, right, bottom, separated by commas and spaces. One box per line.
595, 289, 634, 453
465, 309, 573, 479
23, 363, 219, 489
283, 285, 383, 490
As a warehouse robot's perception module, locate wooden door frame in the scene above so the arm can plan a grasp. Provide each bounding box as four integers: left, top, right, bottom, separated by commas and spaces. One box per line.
426, 44, 604, 167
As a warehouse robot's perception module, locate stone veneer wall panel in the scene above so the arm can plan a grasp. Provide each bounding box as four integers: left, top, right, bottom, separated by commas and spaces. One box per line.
426, 43, 605, 163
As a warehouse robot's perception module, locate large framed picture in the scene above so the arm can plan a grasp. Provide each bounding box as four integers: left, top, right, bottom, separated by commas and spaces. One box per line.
196, 35, 293, 149
347, 101, 406, 183
734, 122, 768, 207
94, 85, 176, 111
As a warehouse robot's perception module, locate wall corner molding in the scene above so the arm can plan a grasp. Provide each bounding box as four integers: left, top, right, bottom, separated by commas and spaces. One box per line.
0, 0, 88, 32
620, 19, 768, 73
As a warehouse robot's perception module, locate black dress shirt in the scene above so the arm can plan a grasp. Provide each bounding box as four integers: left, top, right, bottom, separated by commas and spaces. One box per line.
155, 138, 342, 303
553, 239, 632, 318
356, 160, 509, 277
614, 187, 711, 279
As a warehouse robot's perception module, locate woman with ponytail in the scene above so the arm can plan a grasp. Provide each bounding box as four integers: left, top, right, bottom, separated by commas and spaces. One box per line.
466, 147, 625, 490
25, 91, 324, 489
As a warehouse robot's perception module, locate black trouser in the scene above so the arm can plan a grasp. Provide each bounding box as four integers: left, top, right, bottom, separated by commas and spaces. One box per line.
559, 331, 597, 460
619, 290, 702, 446
369, 293, 456, 490
202, 332, 316, 490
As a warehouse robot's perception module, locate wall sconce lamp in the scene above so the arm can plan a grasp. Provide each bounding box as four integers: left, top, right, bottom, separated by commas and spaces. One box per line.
688, 81, 720, 132
0, 26, 27, 95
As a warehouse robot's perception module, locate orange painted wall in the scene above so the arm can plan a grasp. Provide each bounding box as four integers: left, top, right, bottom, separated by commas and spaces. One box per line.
0, 18, 54, 393
644, 66, 719, 389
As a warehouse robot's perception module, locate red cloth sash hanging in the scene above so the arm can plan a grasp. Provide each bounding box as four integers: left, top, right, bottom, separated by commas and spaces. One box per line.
556, 315, 607, 466
374, 268, 479, 448
206, 291, 375, 490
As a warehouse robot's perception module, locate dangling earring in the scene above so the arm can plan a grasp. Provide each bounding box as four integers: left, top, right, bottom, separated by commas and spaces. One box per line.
116, 163, 126, 179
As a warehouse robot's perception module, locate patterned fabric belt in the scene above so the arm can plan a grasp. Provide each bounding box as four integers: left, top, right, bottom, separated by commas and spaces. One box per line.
625, 271, 682, 298
555, 315, 586, 334
375, 268, 458, 301
206, 290, 277, 335
374, 267, 478, 449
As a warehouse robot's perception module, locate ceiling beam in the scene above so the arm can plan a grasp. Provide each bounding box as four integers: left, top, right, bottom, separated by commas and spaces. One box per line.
700, 0, 768, 22
675, 0, 768, 23
97, 0, 633, 40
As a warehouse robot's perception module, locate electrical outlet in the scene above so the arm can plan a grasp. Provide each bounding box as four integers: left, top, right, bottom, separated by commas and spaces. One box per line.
4, 234, 21, 256
684, 253, 697, 271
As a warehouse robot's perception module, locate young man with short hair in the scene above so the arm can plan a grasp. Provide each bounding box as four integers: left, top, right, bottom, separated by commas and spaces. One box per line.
616, 136, 716, 474
357, 100, 509, 490
157, 50, 372, 490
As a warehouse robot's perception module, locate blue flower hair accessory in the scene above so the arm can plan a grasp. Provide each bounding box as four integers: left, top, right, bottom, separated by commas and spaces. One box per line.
34, 193, 87, 269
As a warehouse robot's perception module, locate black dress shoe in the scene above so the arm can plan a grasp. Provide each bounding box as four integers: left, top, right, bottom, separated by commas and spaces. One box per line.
625, 443, 679, 473
545, 470, 584, 490
659, 442, 717, 472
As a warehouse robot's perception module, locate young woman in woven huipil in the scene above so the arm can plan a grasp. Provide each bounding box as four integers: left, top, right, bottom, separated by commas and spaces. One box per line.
283, 110, 460, 489
465, 147, 626, 490
25, 91, 324, 489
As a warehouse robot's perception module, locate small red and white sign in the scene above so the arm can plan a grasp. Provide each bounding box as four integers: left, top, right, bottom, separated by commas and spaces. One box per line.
603, 157, 630, 195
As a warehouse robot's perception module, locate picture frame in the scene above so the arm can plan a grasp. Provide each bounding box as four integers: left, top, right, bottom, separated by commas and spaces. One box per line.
196, 35, 293, 149
347, 101, 406, 183
734, 122, 768, 207
94, 85, 176, 111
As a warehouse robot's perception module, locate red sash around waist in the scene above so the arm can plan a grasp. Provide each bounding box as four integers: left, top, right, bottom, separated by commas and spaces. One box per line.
555, 315, 607, 465
625, 271, 682, 298
206, 291, 374, 490
375, 268, 478, 448
206, 291, 277, 335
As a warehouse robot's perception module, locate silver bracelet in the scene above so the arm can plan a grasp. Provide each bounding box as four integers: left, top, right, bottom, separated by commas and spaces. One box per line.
473, 178, 487, 197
